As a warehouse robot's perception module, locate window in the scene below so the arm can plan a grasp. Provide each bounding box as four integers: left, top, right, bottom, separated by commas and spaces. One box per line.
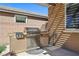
15, 15, 27, 23
66, 3, 79, 29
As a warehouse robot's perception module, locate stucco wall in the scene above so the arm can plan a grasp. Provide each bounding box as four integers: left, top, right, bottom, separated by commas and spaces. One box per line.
0, 12, 26, 45
0, 12, 47, 45
63, 32, 79, 53
27, 16, 48, 29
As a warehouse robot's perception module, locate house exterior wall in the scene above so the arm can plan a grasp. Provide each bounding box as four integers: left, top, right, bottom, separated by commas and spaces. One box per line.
27, 16, 48, 29
0, 12, 47, 45
48, 3, 79, 52
63, 32, 79, 53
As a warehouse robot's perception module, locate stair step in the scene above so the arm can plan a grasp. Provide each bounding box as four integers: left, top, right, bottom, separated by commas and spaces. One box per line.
56, 40, 67, 44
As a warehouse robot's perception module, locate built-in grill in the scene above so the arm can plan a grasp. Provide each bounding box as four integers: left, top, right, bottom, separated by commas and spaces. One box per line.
25, 27, 41, 49
26, 27, 40, 38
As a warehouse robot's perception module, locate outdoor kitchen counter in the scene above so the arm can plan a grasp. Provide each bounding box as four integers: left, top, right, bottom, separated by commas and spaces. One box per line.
40, 31, 49, 47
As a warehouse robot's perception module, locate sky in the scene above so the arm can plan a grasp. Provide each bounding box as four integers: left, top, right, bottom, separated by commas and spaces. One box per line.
0, 3, 48, 15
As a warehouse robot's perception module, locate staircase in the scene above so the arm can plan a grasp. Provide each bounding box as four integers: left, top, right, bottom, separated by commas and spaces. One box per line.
48, 3, 71, 47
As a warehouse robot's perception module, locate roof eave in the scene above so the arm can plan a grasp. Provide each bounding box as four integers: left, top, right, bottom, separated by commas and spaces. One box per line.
0, 6, 48, 19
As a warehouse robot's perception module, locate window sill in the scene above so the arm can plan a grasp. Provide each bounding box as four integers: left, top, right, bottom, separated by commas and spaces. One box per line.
64, 29, 79, 33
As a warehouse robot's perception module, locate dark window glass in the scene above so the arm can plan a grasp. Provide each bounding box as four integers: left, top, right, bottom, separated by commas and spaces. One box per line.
66, 3, 79, 29
16, 15, 26, 23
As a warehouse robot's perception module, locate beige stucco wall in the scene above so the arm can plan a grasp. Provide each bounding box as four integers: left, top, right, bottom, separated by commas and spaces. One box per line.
0, 12, 26, 45
63, 32, 79, 53
27, 17, 47, 29
0, 12, 47, 45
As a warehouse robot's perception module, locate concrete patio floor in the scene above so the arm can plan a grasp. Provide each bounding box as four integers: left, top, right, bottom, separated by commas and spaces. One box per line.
44, 46, 79, 56
1, 45, 79, 56
17, 48, 50, 56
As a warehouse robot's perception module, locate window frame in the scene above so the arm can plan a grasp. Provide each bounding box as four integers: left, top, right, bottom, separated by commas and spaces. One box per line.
65, 4, 79, 32
15, 15, 28, 23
